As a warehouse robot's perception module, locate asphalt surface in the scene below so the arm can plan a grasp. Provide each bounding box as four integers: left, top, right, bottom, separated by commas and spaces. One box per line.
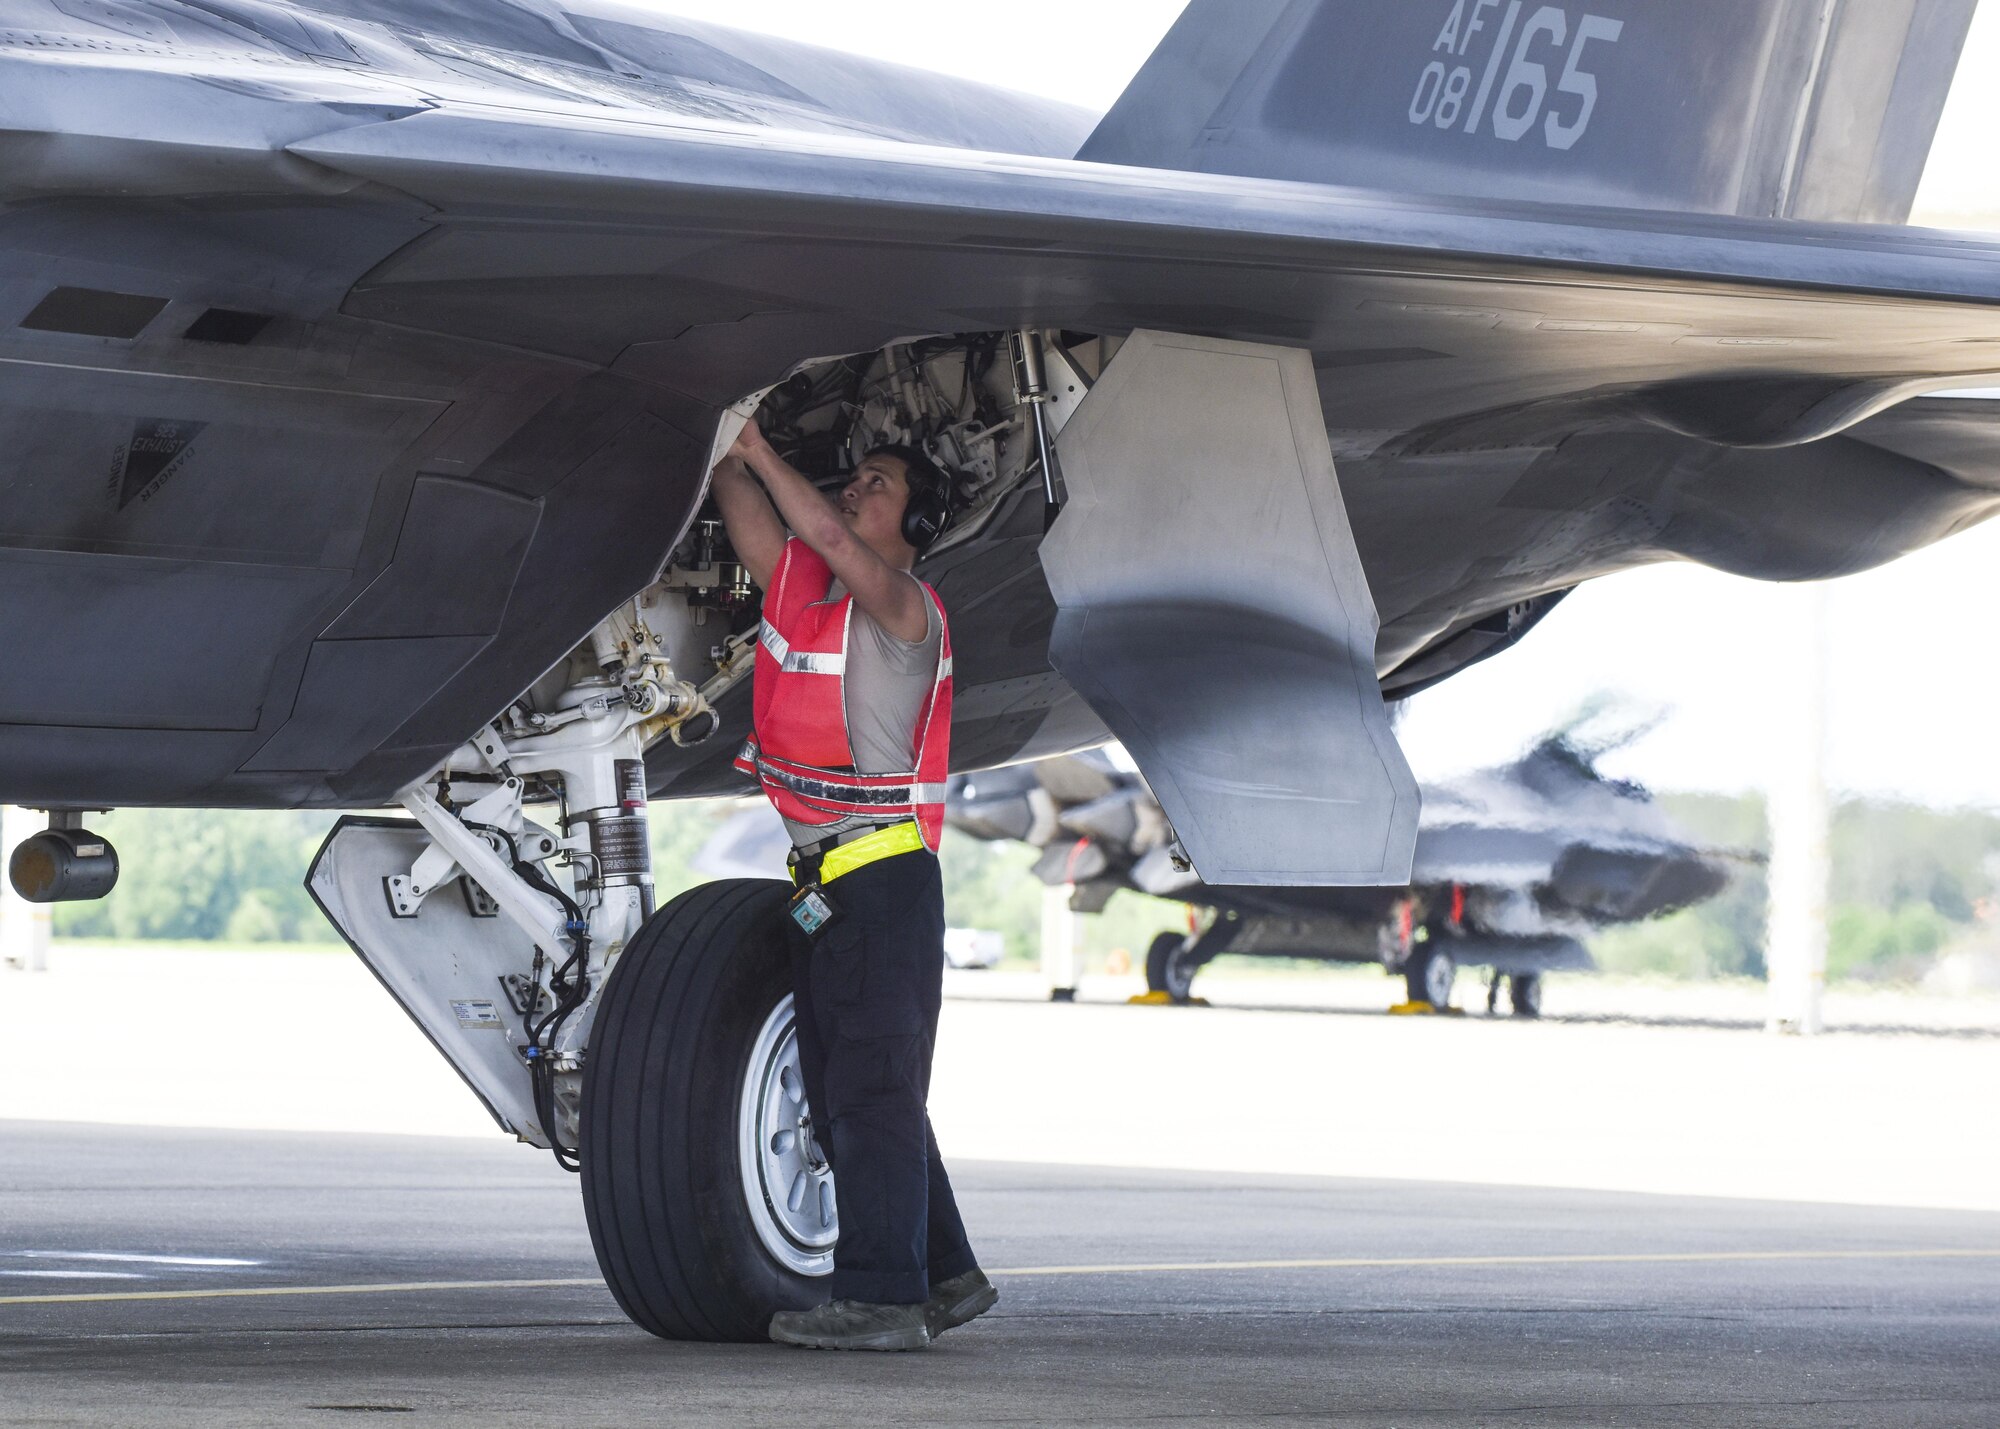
3, 1122, 1998, 1427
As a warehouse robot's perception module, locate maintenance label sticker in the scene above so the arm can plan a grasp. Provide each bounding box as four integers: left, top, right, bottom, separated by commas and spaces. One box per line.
107, 418, 208, 510
450, 999, 505, 1030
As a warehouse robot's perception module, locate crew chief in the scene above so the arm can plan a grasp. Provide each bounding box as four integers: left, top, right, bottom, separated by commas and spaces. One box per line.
711, 418, 997, 1352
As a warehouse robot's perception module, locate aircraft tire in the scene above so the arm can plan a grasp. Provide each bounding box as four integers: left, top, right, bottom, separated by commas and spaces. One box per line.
1508, 973, 1544, 1019
1146, 931, 1198, 1001
1404, 946, 1456, 1008
580, 877, 826, 1342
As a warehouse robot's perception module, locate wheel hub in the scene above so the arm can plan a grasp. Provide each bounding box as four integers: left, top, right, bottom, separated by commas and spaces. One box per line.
1425, 952, 1455, 1006
738, 995, 837, 1277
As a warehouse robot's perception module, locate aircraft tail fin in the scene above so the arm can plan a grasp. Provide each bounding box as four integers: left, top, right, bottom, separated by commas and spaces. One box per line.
1079, 0, 1975, 224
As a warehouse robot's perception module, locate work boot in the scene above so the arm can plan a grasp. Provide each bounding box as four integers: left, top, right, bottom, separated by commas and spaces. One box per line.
768, 1299, 930, 1352
924, 1268, 999, 1339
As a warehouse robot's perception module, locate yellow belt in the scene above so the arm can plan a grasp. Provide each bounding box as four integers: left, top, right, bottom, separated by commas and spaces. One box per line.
792, 820, 925, 886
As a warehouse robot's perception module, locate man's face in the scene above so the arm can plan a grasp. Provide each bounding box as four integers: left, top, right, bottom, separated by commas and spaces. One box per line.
839, 455, 915, 562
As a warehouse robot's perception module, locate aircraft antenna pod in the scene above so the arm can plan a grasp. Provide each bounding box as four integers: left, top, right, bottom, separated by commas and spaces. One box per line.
9, 811, 119, 903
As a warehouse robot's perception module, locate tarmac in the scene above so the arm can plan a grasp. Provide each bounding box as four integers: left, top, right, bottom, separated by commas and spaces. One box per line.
6, 949, 2000, 1425
4, 1120, 2000, 1428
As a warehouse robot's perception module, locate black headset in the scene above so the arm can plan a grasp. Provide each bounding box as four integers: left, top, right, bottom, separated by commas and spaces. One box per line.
865, 444, 954, 552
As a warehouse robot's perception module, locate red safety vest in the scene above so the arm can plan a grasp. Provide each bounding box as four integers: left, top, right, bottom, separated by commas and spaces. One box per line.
734, 540, 953, 851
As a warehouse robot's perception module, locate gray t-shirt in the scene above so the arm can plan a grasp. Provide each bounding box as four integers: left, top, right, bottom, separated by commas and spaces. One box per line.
783, 577, 942, 849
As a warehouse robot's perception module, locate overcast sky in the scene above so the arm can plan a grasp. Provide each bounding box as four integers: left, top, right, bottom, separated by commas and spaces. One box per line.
632, 0, 2000, 809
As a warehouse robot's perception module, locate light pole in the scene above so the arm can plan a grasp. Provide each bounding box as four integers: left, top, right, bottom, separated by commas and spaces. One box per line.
1765, 583, 1830, 1035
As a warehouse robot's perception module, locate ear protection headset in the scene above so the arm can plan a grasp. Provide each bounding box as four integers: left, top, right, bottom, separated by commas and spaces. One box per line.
901, 466, 953, 552
865, 444, 954, 552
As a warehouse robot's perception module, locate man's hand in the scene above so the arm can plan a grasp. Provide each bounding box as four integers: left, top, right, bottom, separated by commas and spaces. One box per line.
729, 419, 773, 468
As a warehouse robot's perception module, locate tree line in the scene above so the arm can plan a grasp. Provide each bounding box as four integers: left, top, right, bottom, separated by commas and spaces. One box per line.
23, 794, 2000, 985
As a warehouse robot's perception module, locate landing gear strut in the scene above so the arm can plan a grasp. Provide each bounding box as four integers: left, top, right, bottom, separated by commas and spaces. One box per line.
1485, 971, 1545, 1018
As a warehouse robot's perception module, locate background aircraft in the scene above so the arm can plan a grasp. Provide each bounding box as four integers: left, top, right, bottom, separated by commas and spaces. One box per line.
3, 0, 1998, 1343
946, 724, 1740, 1013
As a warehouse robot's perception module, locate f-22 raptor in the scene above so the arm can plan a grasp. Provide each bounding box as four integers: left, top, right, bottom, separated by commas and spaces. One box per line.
1, 0, 1995, 1340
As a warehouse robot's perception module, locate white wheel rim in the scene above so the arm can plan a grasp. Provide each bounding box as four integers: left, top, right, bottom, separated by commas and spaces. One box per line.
739, 994, 837, 1277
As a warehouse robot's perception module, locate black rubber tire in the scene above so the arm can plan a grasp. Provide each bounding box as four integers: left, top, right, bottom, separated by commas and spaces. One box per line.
1146, 931, 1198, 1001
580, 877, 817, 1342
1404, 945, 1456, 1008
1508, 973, 1544, 1020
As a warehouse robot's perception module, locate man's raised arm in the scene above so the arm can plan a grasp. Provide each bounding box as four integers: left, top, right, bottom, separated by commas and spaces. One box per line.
728, 423, 929, 643
708, 452, 787, 591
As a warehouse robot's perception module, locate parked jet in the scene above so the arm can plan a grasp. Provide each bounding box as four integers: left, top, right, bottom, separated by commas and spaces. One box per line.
947, 729, 1739, 1013
1, 0, 1996, 1341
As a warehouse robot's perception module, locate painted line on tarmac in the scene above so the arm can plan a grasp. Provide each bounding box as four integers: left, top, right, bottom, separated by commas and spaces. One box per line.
4, 1251, 263, 1267
0, 1277, 603, 1307
3, 1248, 1997, 1308
989, 1248, 2000, 1277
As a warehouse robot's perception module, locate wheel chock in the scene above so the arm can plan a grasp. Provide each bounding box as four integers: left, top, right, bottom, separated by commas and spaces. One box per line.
1126, 991, 1212, 1007
1388, 1000, 1465, 1017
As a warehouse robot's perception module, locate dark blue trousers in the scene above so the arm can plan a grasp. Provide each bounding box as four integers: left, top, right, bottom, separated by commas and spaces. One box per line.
787, 848, 977, 1305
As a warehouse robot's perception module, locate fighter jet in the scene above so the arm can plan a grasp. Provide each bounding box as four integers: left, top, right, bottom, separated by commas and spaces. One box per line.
947, 728, 1739, 1014
2, 0, 1997, 1341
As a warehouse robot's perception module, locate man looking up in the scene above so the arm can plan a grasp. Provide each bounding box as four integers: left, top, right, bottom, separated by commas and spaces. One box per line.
710, 419, 996, 1352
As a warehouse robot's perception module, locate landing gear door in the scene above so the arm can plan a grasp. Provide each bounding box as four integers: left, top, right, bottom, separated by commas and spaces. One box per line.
306, 817, 550, 1144
1042, 330, 1418, 886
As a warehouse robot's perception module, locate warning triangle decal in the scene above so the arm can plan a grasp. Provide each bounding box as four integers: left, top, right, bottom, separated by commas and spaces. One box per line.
116, 419, 207, 510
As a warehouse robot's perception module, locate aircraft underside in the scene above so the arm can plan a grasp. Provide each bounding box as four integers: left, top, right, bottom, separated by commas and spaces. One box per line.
8, 273, 1998, 817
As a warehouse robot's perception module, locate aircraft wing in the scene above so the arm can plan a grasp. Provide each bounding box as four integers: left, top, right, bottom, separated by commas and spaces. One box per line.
292, 99, 2000, 738
286, 101, 2000, 394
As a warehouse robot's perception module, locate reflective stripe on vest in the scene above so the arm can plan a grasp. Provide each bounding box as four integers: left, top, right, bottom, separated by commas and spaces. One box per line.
760, 619, 846, 675
734, 539, 953, 851
782, 651, 847, 676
